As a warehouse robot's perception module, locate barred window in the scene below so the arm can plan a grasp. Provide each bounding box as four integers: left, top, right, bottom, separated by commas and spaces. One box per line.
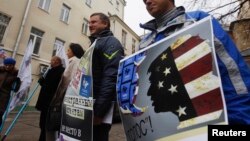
0, 13, 11, 44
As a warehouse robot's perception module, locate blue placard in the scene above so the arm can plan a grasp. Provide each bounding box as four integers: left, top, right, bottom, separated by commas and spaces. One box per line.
80, 75, 91, 97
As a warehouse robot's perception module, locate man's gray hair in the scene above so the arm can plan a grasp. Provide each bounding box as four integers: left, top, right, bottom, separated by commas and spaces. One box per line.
90, 12, 110, 29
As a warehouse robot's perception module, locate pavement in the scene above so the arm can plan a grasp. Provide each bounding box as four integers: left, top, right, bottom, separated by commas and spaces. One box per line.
1, 111, 126, 141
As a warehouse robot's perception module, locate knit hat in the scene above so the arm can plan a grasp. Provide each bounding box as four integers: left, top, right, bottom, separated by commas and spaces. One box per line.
69, 43, 85, 59
4, 57, 16, 65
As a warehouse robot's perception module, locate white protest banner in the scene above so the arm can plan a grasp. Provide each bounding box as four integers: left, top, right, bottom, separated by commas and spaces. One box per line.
59, 42, 96, 141
9, 40, 34, 112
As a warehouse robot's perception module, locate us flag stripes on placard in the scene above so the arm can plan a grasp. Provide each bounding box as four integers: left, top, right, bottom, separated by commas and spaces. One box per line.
147, 35, 223, 129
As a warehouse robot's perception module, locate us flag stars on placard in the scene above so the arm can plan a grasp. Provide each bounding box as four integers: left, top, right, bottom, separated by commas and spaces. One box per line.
147, 35, 224, 128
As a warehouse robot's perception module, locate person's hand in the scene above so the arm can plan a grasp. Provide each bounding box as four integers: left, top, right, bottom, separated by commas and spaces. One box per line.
38, 77, 45, 84
93, 116, 103, 125
11, 77, 21, 92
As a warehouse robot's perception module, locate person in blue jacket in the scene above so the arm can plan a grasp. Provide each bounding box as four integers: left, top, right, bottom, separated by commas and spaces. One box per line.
140, 0, 250, 124
88, 13, 124, 141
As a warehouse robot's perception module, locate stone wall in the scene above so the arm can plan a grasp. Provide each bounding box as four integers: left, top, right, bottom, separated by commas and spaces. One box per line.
238, 0, 250, 19
230, 18, 250, 65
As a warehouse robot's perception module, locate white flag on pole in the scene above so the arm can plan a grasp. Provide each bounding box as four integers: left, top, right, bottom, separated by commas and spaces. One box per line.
8, 40, 34, 112
56, 45, 69, 68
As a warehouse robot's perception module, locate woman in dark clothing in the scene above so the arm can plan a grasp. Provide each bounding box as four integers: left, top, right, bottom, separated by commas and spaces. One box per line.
0, 58, 21, 127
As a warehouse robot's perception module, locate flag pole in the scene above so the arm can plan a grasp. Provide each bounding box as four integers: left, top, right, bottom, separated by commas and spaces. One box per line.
0, 66, 50, 141
0, 74, 24, 132
0, 40, 34, 138
1, 83, 40, 141
0, 90, 16, 133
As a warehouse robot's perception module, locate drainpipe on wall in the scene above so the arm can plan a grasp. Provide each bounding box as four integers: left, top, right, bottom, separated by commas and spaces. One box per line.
12, 0, 32, 58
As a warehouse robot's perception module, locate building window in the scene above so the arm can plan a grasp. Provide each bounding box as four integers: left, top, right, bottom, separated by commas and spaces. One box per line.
85, 0, 92, 7
53, 38, 65, 56
60, 4, 70, 23
122, 30, 127, 49
132, 38, 136, 53
29, 27, 44, 55
38, 0, 51, 11
116, 1, 119, 11
82, 18, 88, 35
0, 13, 11, 44
109, 0, 113, 4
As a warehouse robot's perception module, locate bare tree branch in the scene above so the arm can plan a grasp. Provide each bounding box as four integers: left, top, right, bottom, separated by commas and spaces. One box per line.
207, 1, 239, 13
218, 5, 241, 21
185, 0, 250, 23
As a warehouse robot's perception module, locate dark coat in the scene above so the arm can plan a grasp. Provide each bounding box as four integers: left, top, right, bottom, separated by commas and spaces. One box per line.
0, 67, 20, 113
89, 30, 124, 118
35, 65, 65, 111
50, 56, 80, 107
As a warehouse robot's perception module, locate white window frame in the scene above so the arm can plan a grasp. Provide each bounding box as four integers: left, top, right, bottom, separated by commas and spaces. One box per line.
121, 30, 127, 49
132, 38, 136, 53
60, 4, 70, 23
53, 38, 65, 56
29, 27, 44, 55
0, 13, 11, 44
82, 18, 89, 35
38, 0, 51, 11
85, 0, 92, 7
109, 0, 113, 4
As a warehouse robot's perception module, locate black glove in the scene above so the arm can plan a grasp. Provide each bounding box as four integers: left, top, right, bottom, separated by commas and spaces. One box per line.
11, 77, 21, 92
38, 77, 45, 85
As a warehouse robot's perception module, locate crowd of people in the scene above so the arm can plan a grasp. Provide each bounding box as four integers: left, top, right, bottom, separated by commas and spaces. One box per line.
36, 12, 123, 141
1, 0, 250, 141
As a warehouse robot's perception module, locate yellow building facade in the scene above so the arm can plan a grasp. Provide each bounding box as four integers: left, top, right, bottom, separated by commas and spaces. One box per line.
0, 0, 140, 106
